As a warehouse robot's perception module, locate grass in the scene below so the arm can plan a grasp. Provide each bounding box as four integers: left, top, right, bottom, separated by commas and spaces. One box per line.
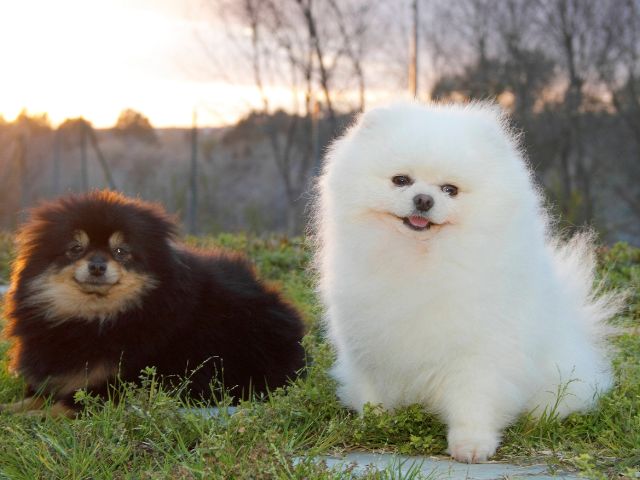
0, 234, 638, 479
0, 232, 13, 285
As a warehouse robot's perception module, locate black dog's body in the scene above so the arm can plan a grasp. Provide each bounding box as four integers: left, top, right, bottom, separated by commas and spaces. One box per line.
4, 191, 305, 411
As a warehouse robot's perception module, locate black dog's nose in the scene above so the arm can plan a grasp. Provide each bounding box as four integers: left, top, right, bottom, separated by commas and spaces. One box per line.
413, 194, 434, 212
88, 255, 108, 277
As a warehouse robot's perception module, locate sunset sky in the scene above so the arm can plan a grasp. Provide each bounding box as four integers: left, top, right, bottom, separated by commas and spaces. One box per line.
0, 0, 298, 128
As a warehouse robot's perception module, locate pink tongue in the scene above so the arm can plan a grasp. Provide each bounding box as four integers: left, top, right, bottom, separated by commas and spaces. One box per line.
409, 215, 429, 228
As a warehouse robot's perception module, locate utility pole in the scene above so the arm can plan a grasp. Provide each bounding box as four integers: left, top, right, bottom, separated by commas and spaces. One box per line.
80, 120, 89, 191
53, 128, 61, 194
312, 99, 322, 175
409, 0, 419, 97
188, 108, 198, 235
16, 134, 28, 219
87, 128, 117, 190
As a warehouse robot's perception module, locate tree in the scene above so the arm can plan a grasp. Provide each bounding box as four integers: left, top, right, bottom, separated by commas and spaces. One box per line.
600, 1, 640, 229
59, 117, 117, 191
428, 0, 624, 227
530, 0, 640, 227
13, 109, 52, 136
199, 0, 378, 233
113, 109, 157, 144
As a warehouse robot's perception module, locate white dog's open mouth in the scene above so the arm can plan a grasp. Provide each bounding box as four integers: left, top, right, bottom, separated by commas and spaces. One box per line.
402, 215, 433, 231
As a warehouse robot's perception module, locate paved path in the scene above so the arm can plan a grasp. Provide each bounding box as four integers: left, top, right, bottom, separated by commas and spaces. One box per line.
303, 452, 580, 479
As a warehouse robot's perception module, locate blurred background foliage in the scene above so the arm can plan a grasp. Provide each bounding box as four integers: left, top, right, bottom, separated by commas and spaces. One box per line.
0, 0, 638, 245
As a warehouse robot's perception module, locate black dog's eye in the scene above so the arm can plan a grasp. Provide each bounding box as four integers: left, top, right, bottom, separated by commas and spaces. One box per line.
67, 244, 85, 258
441, 184, 458, 196
392, 175, 413, 187
112, 247, 131, 261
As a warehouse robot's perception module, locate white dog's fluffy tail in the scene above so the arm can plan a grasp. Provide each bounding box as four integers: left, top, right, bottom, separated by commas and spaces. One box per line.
551, 231, 623, 337
529, 231, 621, 417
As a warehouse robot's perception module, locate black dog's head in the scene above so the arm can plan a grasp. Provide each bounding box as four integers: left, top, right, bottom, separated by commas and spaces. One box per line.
12, 190, 178, 322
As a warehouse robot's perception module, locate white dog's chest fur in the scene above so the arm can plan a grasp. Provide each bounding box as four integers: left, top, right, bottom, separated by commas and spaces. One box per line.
325, 238, 543, 409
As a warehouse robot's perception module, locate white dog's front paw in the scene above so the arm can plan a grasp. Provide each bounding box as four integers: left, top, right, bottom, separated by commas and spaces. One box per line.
446, 428, 500, 463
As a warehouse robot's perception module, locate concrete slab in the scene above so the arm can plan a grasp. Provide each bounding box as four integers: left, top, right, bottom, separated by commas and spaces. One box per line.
180, 406, 237, 417
302, 452, 580, 479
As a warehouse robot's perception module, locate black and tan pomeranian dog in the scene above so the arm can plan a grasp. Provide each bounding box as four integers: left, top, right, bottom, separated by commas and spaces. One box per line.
2, 190, 305, 416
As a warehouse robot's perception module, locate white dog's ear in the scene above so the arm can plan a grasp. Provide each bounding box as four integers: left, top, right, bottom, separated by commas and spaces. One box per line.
357, 106, 391, 131
357, 100, 417, 131
469, 102, 522, 155
467, 101, 508, 131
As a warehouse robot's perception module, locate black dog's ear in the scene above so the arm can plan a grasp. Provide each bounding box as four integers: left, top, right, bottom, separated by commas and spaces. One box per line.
131, 202, 180, 241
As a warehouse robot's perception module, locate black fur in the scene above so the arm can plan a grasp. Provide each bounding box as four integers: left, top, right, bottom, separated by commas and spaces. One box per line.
4, 191, 306, 408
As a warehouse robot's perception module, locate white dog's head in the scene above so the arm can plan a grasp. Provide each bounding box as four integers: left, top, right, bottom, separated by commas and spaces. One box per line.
321, 101, 538, 242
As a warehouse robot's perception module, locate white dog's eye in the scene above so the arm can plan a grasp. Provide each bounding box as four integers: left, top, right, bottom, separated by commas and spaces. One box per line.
441, 184, 459, 196
392, 175, 413, 187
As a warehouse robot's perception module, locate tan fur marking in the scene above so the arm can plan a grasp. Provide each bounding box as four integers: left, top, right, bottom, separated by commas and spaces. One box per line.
0, 397, 76, 418
73, 230, 89, 247
17, 402, 77, 418
73, 258, 121, 286
47, 362, 116, 396
108, 231, 125, 250
47, 363, 116, 395
21, 401, 77, 418
2, 364, 115, 416
0, 396, 45, 413
42, 401, 76, 418
25, 265, 157, 322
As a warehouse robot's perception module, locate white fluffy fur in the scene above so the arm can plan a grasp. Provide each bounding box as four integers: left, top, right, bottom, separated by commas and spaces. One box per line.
314, 101, 618, 463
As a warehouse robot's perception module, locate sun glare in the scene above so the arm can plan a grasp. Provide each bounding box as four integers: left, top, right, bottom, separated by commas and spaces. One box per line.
0, 1, 404, 128
0, 0, 281, 127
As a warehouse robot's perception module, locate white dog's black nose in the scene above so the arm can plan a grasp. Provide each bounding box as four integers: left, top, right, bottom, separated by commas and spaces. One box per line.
413, 194, 434, 212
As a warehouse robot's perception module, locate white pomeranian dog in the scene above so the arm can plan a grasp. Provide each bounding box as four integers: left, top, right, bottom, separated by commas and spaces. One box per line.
314, 101, 618, 463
